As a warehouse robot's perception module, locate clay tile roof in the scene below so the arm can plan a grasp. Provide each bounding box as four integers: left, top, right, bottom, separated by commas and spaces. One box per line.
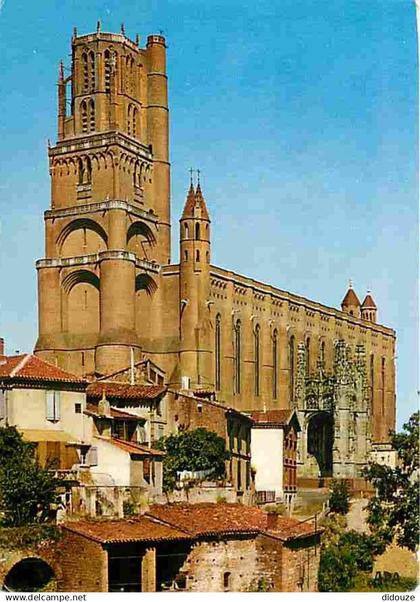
251, 409, 293, 426
267, 517, 323, 542
100, 437, 165, 457
181, 183, 210, 221
62, 516, 191, 544
86, 381, 166, 401
341, 287, 361, 307
84, 403, 140, 420
147, 503, 267, 537
0, 354, 85, 385
361, 293, 377, 309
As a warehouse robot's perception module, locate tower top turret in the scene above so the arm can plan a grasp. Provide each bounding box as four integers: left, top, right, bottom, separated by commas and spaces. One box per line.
361, 290, 377, 323
341, 282, 361, 318
361, 291, 377, 309
181, 178, 210, 222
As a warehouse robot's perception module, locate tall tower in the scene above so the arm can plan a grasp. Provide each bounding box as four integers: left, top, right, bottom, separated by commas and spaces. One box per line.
179, 180, 212, 388
35, 26, 170, 376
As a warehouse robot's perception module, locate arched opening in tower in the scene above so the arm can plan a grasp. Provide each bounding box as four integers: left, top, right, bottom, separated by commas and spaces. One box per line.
307, 412, 333, 477
3, 558, 55, 592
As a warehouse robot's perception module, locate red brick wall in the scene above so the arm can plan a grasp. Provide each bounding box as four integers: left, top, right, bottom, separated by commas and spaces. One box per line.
283, 426, 298, 493
56, 529, 108, 591
279, 537, 321, 592
166, 391, 227, 437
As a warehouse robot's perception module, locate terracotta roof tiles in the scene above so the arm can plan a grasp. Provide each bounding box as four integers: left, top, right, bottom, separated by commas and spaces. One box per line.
100, 437, 165, 457
63, 516, 191, 544
361, 293, 377, 309
251, 409, 293, 426
147, 503, 267, 536
63, 504, 321, 545
87, 381, 166, 401
341, 287, 361, 307
0, 354, 85, 385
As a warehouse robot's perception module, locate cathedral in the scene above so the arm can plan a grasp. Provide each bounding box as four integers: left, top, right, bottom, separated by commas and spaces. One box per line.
35, 26, 396, 479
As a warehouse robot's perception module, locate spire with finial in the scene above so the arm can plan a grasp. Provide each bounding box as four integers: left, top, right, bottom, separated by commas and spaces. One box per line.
72, 27, 78, 40
96, 20, 101, 33
135, 33, 140, 46
341, 280, 361, 317
361, 289, 377, 323
121, 23, 125, 36
58, 60, 64, 82
181, 169, 210, 221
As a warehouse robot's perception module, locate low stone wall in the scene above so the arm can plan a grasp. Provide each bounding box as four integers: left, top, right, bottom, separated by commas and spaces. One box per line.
155, 483, 238, 505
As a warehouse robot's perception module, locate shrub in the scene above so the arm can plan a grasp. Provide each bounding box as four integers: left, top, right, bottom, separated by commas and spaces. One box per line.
329, 479, 350, 515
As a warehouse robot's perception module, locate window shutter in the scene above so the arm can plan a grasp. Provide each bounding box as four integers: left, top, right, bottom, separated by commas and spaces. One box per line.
46, 391, 55, 420
87, 446, 98, 466
54, 391, 61, 420
0, 390, 5, 420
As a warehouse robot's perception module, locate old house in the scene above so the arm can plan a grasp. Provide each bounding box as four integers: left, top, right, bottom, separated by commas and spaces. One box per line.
0, 350, 165, 513
57, 503, 322, 592
251, 409, 300, 506
166, 389, 253, 498
0, 352, 88, 469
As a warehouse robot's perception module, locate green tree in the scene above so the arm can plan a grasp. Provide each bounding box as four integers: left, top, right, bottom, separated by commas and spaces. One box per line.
363, 411, 419, 552
319, 529, 382, 592
156, 428, 230, 492
0, 427, 59, 526
328, 479, 350, 514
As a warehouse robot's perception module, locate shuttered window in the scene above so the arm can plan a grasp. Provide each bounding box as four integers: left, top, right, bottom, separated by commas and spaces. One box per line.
46, 390, 61, 421
86, 446, 98, 466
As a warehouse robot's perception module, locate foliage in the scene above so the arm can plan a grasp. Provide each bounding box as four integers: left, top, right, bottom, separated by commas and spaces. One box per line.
362, 411, 419, 552
0, 524, 61, 550
156, 428, 230, 492
246, 577, 272, 592
264, 503, 287, 516
328, 479, 350, 515
319, 529, 382, 592
319, 512, 347, 546
318, 513, 386, 592
123, 500, 136, 516
351, 573, 418, 593
0, 427, 59, 527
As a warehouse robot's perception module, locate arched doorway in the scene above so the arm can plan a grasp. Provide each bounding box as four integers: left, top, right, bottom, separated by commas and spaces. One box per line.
307, 412, 333, 476
4, 558, 55, 592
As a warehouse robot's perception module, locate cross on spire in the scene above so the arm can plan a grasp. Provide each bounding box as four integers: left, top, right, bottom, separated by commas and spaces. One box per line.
188, 168, 201, 187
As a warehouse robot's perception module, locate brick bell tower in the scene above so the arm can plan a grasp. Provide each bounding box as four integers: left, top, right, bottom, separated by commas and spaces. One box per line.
35, 24, 170, 377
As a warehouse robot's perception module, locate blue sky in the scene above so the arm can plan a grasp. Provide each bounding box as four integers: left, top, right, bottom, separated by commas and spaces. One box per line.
0, 0, 417, 427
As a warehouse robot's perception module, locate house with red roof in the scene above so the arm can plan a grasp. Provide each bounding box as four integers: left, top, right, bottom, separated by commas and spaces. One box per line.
55, 503, 322, 592
0, 348, 165, 509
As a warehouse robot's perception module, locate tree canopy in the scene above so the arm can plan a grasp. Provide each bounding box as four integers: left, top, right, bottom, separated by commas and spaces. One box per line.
0, 426, 58, 526
156, 428, 230, 492
363, 411, 419, 552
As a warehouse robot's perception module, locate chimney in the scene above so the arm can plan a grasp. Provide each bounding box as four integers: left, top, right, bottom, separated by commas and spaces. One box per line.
0, 338, 4, 357
266, 512, 279, 530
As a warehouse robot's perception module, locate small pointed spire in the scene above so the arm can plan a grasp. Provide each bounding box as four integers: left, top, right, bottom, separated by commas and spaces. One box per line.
58, 60, 64, 81
72, 27, 78, 40
121, 23, 125, 35
341, 282, 361, 309
96, 20, 101, 33
135, 33, 140, 46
